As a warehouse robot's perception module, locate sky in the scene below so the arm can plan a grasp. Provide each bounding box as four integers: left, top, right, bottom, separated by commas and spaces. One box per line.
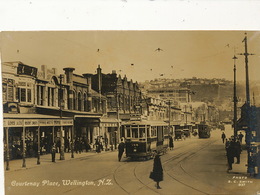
1, 31, 260, 83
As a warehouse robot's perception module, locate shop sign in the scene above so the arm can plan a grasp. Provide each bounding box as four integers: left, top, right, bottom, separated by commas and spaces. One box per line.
4, 119, 24, 127
38, 120, 54, 126
62, 120, 73, 126
4, 119, 73, 127
24, 120, 38, 127
100, 123, 118, 127
54, 120, 61, 125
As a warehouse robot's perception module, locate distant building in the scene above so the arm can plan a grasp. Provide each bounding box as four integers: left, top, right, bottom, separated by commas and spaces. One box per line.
147, 87, 191, 103
89, 65, 142, 120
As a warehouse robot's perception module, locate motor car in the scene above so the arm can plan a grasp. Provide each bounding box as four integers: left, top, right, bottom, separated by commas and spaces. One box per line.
183, 129, 191, 138
174, 129, 185, 140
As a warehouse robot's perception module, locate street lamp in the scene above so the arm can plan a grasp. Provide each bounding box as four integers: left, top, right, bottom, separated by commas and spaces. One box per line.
59, 74, 65, 160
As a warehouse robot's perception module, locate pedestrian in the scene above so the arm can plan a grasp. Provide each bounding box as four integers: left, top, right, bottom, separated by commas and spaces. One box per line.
64, 137, 69, 153
234, 139, 242, 164
225, 138, 230, 152
51, 143, 56, 162
169, 136, 174, 150
95, 138, 101, 153
238, 132, 244, 144
150, 153, 163, 189
226, 138, 236, 172
85, 138, 90, 152
221, 132, 226, 143
56, 138, 61, 153
118, 139, 125, 162
79, 137, 84, 153
74, 137, 79, 154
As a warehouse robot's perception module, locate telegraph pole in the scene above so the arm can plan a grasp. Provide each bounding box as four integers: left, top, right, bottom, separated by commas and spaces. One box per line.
233, 54, 238, 137
238, 33, 254, 105
168, 100, 171, 134
238, 33, 255, 175
59, 74, 65, 160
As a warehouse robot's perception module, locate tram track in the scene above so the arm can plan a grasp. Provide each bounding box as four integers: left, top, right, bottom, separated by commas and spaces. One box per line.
112, 159, 161, 195
111, 139, 214, 195
163, 139, 217, 195
65, 137, 218, 195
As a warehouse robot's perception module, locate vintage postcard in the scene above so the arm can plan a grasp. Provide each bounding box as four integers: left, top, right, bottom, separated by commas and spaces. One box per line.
1, 1, 260, 195
1, 30, 260, 195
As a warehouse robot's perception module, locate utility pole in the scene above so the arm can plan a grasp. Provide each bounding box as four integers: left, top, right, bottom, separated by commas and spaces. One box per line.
168, 100, 171, 134
233, 54, 238, 137
97, 65, 102, 113
238, 33, 255, 175
59, 74, 65, 160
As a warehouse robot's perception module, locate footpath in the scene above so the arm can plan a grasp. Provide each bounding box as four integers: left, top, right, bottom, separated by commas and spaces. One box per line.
215, 129, 260, 195
4, 149, 116, 173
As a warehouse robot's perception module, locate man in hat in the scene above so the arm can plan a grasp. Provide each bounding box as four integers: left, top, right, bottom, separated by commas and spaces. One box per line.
118, 139, 125, 162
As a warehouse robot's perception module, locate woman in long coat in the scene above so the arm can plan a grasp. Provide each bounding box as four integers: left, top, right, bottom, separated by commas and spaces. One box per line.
151, 154, 163, 189
169, 136, 174, 150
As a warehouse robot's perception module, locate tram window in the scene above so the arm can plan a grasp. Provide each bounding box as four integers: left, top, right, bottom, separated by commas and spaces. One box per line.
126, 126, 131, 137
139, 126, 145, 138
151, 126, 157, 137
164, 126, 169, 135
147, 126, 150, 137
132, 126, 138, 138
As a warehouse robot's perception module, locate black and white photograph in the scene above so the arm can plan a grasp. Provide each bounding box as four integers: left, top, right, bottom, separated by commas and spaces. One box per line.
1, 1, 260, 195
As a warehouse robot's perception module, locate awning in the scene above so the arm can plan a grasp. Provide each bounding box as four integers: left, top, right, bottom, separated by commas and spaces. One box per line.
3, 114, 73, 128
74, 115, 101, 126
100, 118, 120, 128
74, 115, 101, 119
237, 117, 248, 130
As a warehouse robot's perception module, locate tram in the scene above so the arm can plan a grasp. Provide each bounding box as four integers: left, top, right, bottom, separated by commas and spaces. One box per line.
121, 120, 170, 159
198, 123, 211, 138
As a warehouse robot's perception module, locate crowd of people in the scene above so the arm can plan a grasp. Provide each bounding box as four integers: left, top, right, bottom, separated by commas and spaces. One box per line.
222, 132, 244, 172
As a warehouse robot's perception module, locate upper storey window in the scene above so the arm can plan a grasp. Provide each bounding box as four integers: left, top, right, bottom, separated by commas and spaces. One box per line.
17, 81, 33, 103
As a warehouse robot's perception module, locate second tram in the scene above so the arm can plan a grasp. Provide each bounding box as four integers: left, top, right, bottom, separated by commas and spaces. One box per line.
198, 124, 211, 138
121, 120, 170, 159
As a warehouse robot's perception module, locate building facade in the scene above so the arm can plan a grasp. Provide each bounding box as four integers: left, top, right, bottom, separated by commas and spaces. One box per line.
2, 62, 114, 165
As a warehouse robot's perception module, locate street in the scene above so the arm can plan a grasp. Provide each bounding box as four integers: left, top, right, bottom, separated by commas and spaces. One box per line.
4, 126, 260, 195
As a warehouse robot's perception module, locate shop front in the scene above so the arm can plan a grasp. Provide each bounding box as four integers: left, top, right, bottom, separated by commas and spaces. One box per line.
100, 117, 121, 151
3, 114, 73, 170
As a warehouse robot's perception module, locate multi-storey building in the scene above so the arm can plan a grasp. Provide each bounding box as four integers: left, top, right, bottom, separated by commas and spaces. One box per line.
90, 65, 142, 120
86, 66, 143, 145
2, 62, 115, 166
147, 87, 192, 103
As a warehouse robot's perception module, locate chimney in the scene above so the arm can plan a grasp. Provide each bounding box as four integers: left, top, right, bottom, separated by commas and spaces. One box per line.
97, 65, 102, 94
63, 67, 75, 83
